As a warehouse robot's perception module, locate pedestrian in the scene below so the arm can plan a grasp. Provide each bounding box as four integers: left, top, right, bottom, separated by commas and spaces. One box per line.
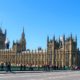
23, 65, 26, 71
5, 62, 8, 72
8, 62, 11, 72
1, 63, 4, 71
20, 64, 23, 71
5, 62, 11, 72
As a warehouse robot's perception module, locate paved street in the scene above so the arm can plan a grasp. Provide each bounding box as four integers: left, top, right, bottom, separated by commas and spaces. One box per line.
0, 71, 80, 80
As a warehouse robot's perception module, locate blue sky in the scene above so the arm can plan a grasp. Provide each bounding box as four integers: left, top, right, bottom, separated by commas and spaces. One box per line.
0, 0, 80, 49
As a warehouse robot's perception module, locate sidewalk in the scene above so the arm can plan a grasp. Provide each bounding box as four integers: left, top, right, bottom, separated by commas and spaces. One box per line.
0, 69, 77, 74
0, 71, 45, 74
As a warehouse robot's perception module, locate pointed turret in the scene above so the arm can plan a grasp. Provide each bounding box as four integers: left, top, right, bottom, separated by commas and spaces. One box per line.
75, 35, 77, 42
22, 27, 25, 39
70, 33, 72, 40
13, 40, 15, 45
53, 35, 55, 41
20, 27, 26, 51
0, 27, 2, 33
75, 35, 77, 48
21, 27, 26, 41
59, 36, 62, 48
59, 36, 60, 42
62, 34, 65, 47
5, 38, 10, 49
0, 27, 7, 49
47, 36, 49, 43
5, 29, 7, 38
63, 34, 65, 41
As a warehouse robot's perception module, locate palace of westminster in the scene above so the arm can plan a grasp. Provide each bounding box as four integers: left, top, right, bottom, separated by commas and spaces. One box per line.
0, 27, 80, 68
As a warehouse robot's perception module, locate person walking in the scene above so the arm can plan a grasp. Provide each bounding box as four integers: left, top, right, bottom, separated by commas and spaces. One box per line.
5, 62, 11, 72
20, 64, 23, 71
8, 62, 11, 72
1, 63, 4, 71
5, 62, 8, 72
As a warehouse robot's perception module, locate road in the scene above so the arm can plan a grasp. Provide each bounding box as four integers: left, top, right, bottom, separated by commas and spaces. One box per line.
0, 71, 80, 80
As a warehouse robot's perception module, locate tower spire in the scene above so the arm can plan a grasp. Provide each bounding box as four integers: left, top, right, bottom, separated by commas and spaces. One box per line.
70, 33, 72, 39
20, 27, 26, 51
5, 29, 7, 37
23, 26, 24, 33
47, 36, 49, 43
22, 27, 25, 38
75, 35, 77, 42
53, 35, 55, 41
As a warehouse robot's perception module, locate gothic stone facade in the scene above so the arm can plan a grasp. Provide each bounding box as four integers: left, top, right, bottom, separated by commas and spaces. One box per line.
0, 28, 80, 68
47, 35, 79, 67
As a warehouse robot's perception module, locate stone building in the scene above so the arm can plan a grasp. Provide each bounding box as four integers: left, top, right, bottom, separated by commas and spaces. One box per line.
47, 35, 80, 68
0, 28, 6, 49
0, 28, 80, 68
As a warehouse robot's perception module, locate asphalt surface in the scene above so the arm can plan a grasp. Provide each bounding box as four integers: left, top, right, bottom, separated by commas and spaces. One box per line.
0, 70, 80, 80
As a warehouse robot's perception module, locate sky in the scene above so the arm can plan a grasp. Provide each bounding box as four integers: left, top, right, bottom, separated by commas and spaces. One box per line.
0, 0, 80, 50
